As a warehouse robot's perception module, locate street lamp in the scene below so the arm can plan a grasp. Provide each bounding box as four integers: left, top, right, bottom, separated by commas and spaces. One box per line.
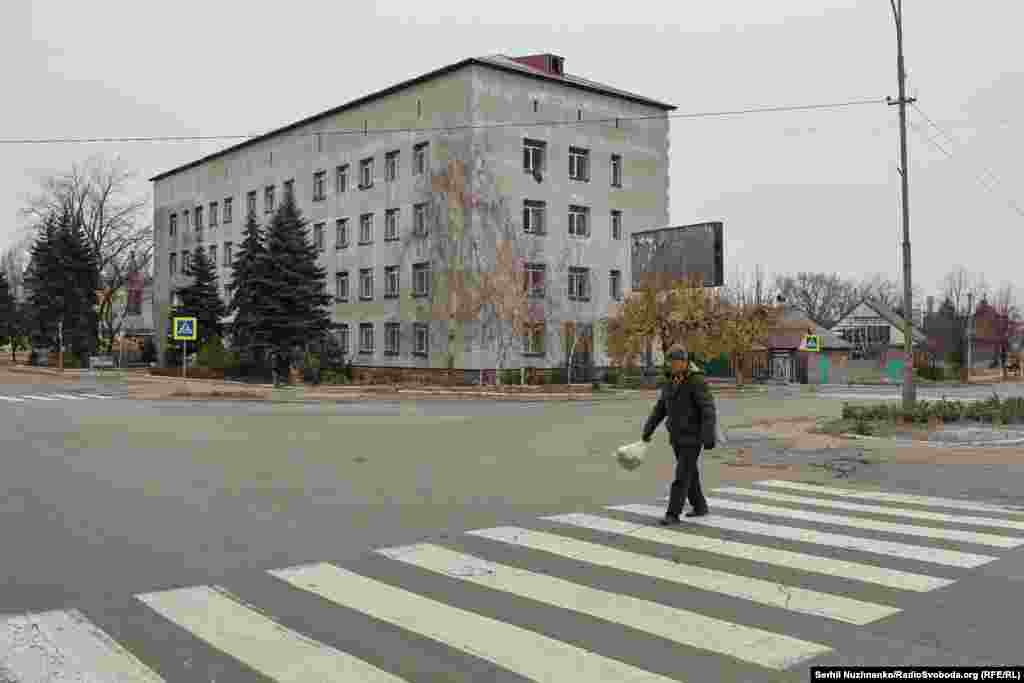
888, 0, 917, 411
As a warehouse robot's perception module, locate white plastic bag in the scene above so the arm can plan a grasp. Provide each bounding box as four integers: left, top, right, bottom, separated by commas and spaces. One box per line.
615, 441, 648, 471
715, 419, 728, 446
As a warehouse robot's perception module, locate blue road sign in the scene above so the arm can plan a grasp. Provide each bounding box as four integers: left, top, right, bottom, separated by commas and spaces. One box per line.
173, 317, 197, 341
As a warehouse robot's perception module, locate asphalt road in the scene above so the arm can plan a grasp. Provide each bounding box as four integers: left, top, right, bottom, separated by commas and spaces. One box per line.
2, 381, 1024, 681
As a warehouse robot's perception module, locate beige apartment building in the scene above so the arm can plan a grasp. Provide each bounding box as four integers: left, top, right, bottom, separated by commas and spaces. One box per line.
151, 54, 674, 373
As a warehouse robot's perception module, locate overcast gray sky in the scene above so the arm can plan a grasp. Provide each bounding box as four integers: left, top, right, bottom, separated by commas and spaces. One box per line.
5, 0, 1022, 300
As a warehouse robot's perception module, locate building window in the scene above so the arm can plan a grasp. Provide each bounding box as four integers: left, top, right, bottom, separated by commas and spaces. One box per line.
413, 323, 429, 355
169, 213, 177, 237
568, 205, 590, 238
182, 251, 191, 275
359, 323, 374, 353
525, 263, 546, 298
384, 265, 399, 298
384, 209, 400, 241
523, 200, 546, 234
413, 142, 428, 176
336, 164, 349, 193
412, 262, 431, 297
359, 158, 374, 189
224, 242, 233, 266
611, 154, 623, 187
524, 324, 545, 355
182, 210, 190, 231
384, 322, 400, 356
247, 191, 257, 216
208, 245, 217, 267
169, 252, 177, 275
523, 139, 546, 174
385, 151, 399, 182
312, 171, 326, 201
194, 206, 204, 231
359, 268, 374, 300
359, 213, 373, 244
568, 267, 590, 301
264, 186, 275, 214
223, 197, 233, 224
335, 271, 349, 301
209, 202, 219, 227
610, 269, 622, 301
569, 147, 590, 181
313, 223, 325, 251
413, 203, 428, 236
337, 324, 350, 354
611, 210, 622, 240
335, 218, 349, 249
283, 180, 294, 204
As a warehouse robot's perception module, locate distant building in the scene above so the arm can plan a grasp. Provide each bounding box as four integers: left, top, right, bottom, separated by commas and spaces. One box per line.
150, 54, 674, 376
756, 305, 852, 384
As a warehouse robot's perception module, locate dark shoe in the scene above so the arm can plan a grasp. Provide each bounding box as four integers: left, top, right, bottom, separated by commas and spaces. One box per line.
685, 509, 709, 518
659, 514, 681, 526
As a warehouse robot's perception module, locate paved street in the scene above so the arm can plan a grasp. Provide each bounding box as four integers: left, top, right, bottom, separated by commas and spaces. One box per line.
2, 381, 1024, 681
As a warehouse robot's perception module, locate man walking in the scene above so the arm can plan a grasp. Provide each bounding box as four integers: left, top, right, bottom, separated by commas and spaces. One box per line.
641, 345, 717, 525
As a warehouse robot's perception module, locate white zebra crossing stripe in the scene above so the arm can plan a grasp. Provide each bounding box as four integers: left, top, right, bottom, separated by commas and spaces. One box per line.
545, 512, 954, 592
466, 526, 900, 625
374, 544, 832, 670
137, 585, 407, 682
0, 609, 165, 682
757, 480, 1024, 514
78, 393, 112, 399
0, 396, 25, 402
609, 504, 999, 568
51, 393, 88, 400
714, 486, 1024, 533
699, 497, 1023, 549
20, 395, 59, 401
274, 562, 712, 681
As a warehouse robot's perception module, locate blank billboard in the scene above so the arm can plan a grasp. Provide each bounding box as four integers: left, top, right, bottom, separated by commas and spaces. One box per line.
631, 222, 724, 289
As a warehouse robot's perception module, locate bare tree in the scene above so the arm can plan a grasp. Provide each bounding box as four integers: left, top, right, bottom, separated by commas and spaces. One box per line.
774, 272, 859, 328
550, 240, 603, 385
989, 282, 1020, 376
722, 264, 776, 308
1, 239, 31, 302
940, 265, 990, 316
20, 155, 153, 351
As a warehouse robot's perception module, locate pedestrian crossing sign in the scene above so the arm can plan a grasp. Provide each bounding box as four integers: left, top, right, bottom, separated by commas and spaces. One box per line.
173, 317, 197, 341
800, 334, 821, 352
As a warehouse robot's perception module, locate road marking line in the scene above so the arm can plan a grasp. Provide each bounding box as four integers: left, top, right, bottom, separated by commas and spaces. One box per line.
715, 487, 1024, 533
0, 396, 25, 402
466, 526, 899, 625
756, 480, 1024, 514
51, 393, 88, 400
20, 395, 60, 401
78, 393, 113, 399
695, 497, 1022, 549
273, 561, 712, 681
0, 608, 165, 682
376, 544, 832, 670
137, 585, 406, 682
609, 504, 998, 568
545, 512, 953, 592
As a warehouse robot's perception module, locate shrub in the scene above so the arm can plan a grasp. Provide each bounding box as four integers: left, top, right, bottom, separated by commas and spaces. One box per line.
196, 336, 236, 370
499, 368, 520, 385
604, 368, 619, 385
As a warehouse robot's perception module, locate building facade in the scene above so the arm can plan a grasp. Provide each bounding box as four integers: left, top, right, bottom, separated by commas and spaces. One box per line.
151, 54, 673, 371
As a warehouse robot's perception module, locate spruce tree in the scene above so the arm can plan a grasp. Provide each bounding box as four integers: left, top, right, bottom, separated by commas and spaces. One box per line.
25, 215, 62, 349
228, 212, 269, 358
255, 195, 332, 357
170, 245, 225, 350
55, 213, 100, 358
0, 269, 15, 351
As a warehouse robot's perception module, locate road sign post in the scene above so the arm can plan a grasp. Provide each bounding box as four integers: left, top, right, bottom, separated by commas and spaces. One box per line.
172, 317, 197, 379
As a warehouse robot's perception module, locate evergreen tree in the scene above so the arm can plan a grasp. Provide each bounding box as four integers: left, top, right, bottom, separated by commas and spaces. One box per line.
0, 269, 15, 352
254, 195, 332, 357
228, 212, 269, 358
24, 215, 62, 349
170, 245, 225, 350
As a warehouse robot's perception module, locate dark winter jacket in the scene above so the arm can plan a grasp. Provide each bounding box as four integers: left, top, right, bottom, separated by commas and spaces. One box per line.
641, 369, 717, 448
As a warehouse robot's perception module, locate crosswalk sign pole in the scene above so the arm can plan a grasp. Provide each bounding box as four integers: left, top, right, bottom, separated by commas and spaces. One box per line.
182, 339, 187, 379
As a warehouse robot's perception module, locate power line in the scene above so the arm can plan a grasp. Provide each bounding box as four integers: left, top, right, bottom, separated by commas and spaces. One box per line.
0, 97, 886, 145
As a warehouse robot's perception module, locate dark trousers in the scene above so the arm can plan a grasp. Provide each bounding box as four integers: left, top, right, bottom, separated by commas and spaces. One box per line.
667, 443, 708, 517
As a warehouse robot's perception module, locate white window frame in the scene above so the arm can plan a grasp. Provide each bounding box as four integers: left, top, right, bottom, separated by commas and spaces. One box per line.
523, 139, 546, 173
182, 251, 191, 274
336, 271, 349, 301
313, 223, 325, 251
568, 205, 590, 238
169, 252, 177, 275
264, 186, 275, 214
224, 242, 233, 266
195, 206, 204, 231
359, 323, 374, 353
359, 268, 374, 300
413, 203, 428, 236
412, 262, 431, 297
384, 209, 399, 241
223, 197, 233, 224
611, 154, 622, 187
413, 323, 429, 355
385, 151, 399, 182
208, 245, 217, 267
359, 158, 373, 189
209, 202, 218, 227
169, 213, 177, 237
568, 267, 590, 301
283, 179, 294, 203
384, 265, 399, 298
569, 147, 590, 181
384, 322, 400, 356
525, 263, 546, 298
359, 213, 373, 244
523, 200, 546, 234
413, 142, 428, 175
247, 191, 257, 216
336, 165, 349, 193
611, 210, 622, 240
337, 325, 350, 355
335, 218, 349, 249
610, 269, 622, 301
313, 171, 326, 201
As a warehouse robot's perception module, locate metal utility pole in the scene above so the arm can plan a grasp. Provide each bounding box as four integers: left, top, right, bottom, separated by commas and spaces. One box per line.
888, 0, 917, 411
966, 292, 975, 381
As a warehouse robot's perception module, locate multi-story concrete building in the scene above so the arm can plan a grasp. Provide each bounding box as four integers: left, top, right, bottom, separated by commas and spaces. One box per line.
151, 54, 674, 373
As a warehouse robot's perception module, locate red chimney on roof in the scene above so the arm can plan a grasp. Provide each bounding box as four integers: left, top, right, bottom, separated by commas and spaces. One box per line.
511, 54, 565, 77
